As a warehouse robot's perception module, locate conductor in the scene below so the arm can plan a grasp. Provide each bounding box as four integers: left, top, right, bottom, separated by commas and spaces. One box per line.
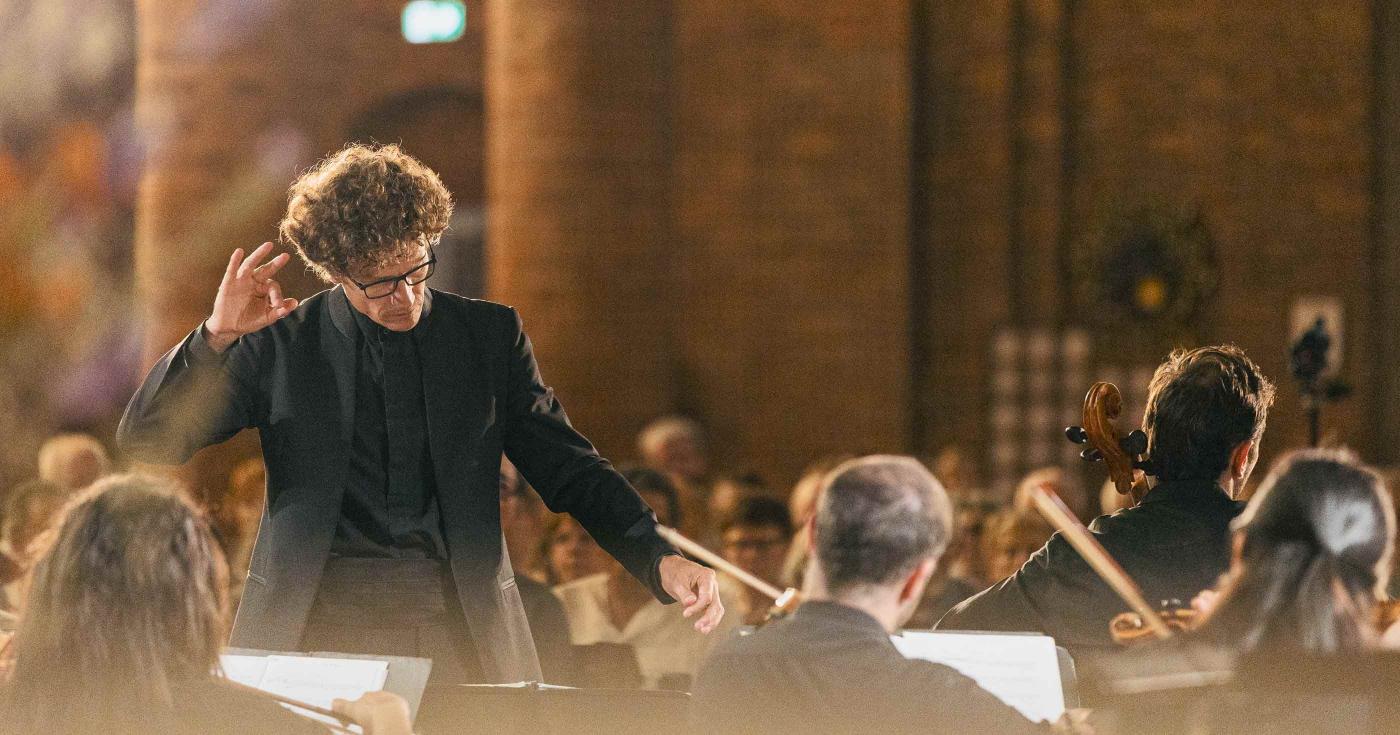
117, 144, 723, 683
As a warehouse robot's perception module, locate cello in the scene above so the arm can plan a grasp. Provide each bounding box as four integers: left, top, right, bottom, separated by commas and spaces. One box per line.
1057, 381, 1199, 643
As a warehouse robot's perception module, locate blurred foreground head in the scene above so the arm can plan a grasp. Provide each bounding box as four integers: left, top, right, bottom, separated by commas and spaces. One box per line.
1, 474, 228, 734
36, 433, 110, 491
1203, 448, 1394, 653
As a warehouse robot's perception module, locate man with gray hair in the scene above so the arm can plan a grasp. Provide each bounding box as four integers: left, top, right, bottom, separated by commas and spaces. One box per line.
691, 455, 1042, 734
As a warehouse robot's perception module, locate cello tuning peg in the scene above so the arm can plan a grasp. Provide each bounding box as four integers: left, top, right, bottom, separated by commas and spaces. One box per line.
1120, 430, 1148, 456
1065, 426, 1088, 444
1080, 447, 1103, 462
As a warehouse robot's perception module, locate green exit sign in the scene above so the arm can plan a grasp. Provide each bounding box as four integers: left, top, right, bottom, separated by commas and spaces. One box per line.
402, 1, 466, 44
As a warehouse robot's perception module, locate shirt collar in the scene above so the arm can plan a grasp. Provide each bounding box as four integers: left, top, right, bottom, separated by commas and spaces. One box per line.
1140, 478, 1235, 507
792, 600, 891, 639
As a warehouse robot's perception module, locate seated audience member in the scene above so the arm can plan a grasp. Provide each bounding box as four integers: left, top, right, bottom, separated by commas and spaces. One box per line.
907, 504, 1027, 629
979, 508, 1055, 584
0, 474, 410, 735
939, 345, 1275, 650
943, 498, 997, 587
0, 479, 68, 616
540, 513, 609, 586
781, 454, 855, 587
1196, 448, 1394, 652
500, 457, 546, 582
1013, 466, 1089, 522
719, 496, 793, 625
637, 415, 711, 540
707, 472, 769, 544
500, 457, 575, 683
36, 433, 111, 491
555, 468, 737, 689
932, 444, 982, 500
691, 456, 1044, 734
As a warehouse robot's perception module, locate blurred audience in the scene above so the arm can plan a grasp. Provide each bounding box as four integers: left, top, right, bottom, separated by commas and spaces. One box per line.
209, 458, 265, 611
35, 432, 110, 491
499, 457, 575, 684
781, 454, 855, 588
719, 496, 793, 625
931, 445, 983, 501
978, 509, 1055, 583
554, 467, 737, 689
1012, 466, 1087, 522
706, 472, 769, 542
500, 457, 547, 582
539, 514, 609, 586
940, 499, 998, 588
637, 415, 711, 540
0, 479, 68, 616
0, 473, 411, 735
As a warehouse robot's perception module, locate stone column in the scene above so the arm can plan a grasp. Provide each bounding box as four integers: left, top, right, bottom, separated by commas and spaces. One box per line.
133, 0, 290, 499
485, 1, 674, 459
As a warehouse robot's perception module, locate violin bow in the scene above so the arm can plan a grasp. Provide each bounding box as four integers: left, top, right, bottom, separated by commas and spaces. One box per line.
656, 525, 801, 614
1027, 484, 1174, 640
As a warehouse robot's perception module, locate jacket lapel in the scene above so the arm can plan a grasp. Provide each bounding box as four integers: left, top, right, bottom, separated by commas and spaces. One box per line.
324, 286, 358, 444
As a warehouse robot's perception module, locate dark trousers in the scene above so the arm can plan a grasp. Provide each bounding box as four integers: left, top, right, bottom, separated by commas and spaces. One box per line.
300, 557, 482, 684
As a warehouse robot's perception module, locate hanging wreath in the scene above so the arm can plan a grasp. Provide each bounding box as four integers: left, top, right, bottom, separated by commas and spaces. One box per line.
1073, 201, 1219, 328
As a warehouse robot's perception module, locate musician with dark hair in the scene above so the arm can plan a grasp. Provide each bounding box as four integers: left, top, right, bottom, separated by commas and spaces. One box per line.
691, 456, 1044, 734
938, 345, 1276, 650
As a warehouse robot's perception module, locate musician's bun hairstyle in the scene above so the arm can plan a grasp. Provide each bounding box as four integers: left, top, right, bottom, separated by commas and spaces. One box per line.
0, 474, 229, 734
1143, 344, 1275, 482
814, 456, 952, 594
1203, 448, 1394, 653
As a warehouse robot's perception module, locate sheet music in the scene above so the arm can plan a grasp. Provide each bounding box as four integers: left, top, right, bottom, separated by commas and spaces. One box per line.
219, 654, 270, 687
891, 631, 1065, 723
218, 653, 389, 731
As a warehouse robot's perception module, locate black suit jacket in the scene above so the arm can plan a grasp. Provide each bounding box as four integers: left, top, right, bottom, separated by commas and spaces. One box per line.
117, 287, 675, 682
937, 480, 1243, 651
691, 601, 1045, 734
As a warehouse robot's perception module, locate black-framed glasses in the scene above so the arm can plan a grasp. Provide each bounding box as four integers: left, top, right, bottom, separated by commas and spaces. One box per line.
349, 250, 437, 299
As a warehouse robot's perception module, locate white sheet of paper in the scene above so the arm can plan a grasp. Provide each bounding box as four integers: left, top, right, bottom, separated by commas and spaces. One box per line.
217, 653, 389, 732
219, 654, 270, 687
892, 631, 1065, 723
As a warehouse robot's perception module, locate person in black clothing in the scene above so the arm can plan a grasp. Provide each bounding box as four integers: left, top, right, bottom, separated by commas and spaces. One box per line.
117, 144, 722, 683
691, 455, 1045, 734
0, 474, 411, 735
938, 345, 1276, 651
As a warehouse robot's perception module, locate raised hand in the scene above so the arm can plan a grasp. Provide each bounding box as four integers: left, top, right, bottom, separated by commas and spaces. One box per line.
204, 242, 300, 353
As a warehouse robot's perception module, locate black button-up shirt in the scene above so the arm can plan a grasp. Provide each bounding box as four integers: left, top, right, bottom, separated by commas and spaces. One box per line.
331, 292, 448, 559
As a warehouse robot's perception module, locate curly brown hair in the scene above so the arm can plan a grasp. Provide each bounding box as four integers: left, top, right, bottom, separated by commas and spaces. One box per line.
278, 143, 453, 282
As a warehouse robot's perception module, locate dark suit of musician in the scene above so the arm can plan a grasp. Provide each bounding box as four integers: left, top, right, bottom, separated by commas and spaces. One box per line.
118, 286, 677, 681
939, 345, 1274, 653
937, 479, 1244, 649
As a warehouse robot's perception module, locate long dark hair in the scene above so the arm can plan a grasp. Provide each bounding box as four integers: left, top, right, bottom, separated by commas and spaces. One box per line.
0, 474, 229, 734
1202, 448, 1394, 652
